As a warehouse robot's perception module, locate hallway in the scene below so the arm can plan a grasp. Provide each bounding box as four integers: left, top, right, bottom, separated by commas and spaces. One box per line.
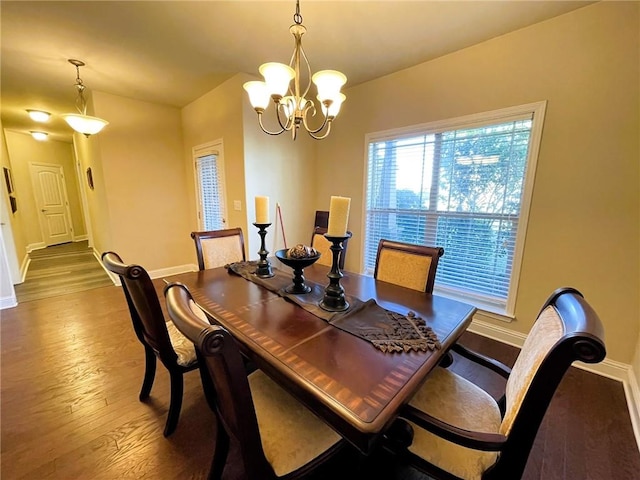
14, 241, 113, 303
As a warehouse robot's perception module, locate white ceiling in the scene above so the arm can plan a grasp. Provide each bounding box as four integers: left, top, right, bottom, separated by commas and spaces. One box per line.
1, 1, 594, 143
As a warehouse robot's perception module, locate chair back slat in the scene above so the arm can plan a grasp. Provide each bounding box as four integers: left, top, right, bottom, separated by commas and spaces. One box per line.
102, 251, 177, 365
487, 287, 606, 479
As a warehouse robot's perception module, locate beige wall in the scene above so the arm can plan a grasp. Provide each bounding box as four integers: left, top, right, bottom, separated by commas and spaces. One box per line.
73, 130, 111, 256
0, 127, 27, 275
92, 91, 192, 271
181, 73, 318, 262
4, 131, 87, 248
315, 2, 639, 363
181, 74, 249, 263
0, 123, 24, 286
241, 85, 318, 256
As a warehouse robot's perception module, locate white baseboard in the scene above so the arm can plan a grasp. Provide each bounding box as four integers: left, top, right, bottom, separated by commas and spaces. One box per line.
627, 367, 640, 453
469, 316, 640, 452
19, 255, 30, 283
26, 242, 46, 253
469, 316, 527, 348
106, 262, 197, 287
148, 264, 198, 280
0, 294, 18, 310
74, 235, 89, 242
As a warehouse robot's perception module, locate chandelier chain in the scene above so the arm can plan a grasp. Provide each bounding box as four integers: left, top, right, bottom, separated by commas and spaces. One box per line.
294, 0, 302, 24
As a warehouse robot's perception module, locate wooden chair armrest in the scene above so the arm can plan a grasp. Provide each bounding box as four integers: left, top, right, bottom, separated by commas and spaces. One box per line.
452, 343, 511, 379
400, 404, 507, 451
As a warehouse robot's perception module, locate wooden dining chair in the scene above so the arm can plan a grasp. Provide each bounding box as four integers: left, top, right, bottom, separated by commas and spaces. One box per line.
101, 251, 201, 437
310, 226, 351, 270
190, 228, 246, 271
164, 282, 346, 480
384, 287, 606, 480
374, 239, 444, 293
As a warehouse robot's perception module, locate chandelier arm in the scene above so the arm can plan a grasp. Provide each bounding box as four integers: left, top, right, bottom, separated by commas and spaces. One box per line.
307, 120, 333, 140
274, 102, 295, 132
297, 42, 312, 101
301, 102, 330, 135
257, 111, 287, 136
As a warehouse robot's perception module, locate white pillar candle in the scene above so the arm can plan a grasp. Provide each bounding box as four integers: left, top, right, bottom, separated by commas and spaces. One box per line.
327, 196, 351, 237
255, 196, 269, 224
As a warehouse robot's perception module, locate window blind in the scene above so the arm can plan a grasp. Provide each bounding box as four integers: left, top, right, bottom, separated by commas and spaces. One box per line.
195, 153, 225, 230
365, 113, 536, 311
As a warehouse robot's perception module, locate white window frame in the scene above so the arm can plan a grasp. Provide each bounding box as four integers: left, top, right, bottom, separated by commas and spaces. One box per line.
193, 139, 228, 231
362, 101, 547, 317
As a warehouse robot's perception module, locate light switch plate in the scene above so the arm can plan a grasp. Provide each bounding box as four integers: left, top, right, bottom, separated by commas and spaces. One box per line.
233, 200, 242, 211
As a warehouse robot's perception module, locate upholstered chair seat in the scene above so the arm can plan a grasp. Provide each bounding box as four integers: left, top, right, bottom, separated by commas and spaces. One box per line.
165, 321, 198, 367
406, 367, 501, 480
164, 282, 346, 480
249, 369, 342, 477
385, 288, 606, 480
101, 251, 206, 437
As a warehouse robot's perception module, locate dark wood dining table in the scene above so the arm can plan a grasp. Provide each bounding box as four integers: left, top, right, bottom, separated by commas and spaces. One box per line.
171, 261, 476, 455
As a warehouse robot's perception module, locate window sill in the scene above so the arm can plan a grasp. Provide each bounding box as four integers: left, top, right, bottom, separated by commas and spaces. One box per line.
433, 287, 514, 323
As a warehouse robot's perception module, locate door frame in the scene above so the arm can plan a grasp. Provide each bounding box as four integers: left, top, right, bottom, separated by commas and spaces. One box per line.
192, 139, 228, 230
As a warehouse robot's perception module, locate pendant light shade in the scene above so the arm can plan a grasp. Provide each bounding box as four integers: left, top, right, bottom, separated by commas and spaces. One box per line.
26, 110, 51, 122
61, 113, 109, 136
62, 59, 108, 137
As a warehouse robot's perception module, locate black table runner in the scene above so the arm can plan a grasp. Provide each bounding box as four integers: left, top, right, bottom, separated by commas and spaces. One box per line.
227, 261, 440, 354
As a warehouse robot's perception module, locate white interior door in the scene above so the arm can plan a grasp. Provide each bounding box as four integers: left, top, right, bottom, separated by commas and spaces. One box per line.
30, 163, 73, 246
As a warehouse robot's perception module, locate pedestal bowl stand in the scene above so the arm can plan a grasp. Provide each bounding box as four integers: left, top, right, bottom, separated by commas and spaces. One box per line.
275, 249, 320, 294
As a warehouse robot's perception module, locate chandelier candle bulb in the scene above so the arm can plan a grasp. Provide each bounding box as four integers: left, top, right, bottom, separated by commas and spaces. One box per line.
327, 196, 351, 237
255, 196, 270, 224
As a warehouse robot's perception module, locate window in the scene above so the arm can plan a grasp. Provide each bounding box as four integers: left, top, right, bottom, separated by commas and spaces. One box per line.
364, 102, 546, 315
193, 141, 227, 231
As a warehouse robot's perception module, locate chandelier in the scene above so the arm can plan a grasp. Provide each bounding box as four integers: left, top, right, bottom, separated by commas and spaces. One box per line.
243, 0, 346, 140
61, 59, 109, 137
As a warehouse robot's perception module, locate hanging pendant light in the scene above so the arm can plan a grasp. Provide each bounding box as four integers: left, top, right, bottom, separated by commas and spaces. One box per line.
26, 110, 51, 122
244, 0, 347, 140
30, 131, 48, 141
60, 59, 109, 137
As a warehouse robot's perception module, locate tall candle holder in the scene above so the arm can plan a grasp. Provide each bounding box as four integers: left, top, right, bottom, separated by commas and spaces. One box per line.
253, 223, 274, 278
319, 232, 352, 312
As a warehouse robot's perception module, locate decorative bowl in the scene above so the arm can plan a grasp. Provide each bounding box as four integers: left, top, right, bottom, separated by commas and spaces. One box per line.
275, 249, 321, 294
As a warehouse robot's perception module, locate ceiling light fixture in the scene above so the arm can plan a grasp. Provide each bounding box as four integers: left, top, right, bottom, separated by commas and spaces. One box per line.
30, 131, 48, 141
60, 59, 109, 138
243, 0, 346, 140
26, 110, 51, 122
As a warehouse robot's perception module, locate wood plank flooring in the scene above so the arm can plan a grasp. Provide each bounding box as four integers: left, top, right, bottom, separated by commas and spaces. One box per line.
14, 241, 113, 303
1, 280, 639, 479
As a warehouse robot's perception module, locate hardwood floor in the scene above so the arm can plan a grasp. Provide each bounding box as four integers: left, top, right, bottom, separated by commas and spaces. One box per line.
14, 241, 113, 303
1, 280, 639, 479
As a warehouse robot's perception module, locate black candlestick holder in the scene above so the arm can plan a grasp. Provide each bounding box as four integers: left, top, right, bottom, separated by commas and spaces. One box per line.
253, 222, 274, 278
319, 232, 352, 312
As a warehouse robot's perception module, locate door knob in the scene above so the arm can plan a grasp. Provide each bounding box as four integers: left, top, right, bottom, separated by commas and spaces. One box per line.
41, 209, 48, 213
